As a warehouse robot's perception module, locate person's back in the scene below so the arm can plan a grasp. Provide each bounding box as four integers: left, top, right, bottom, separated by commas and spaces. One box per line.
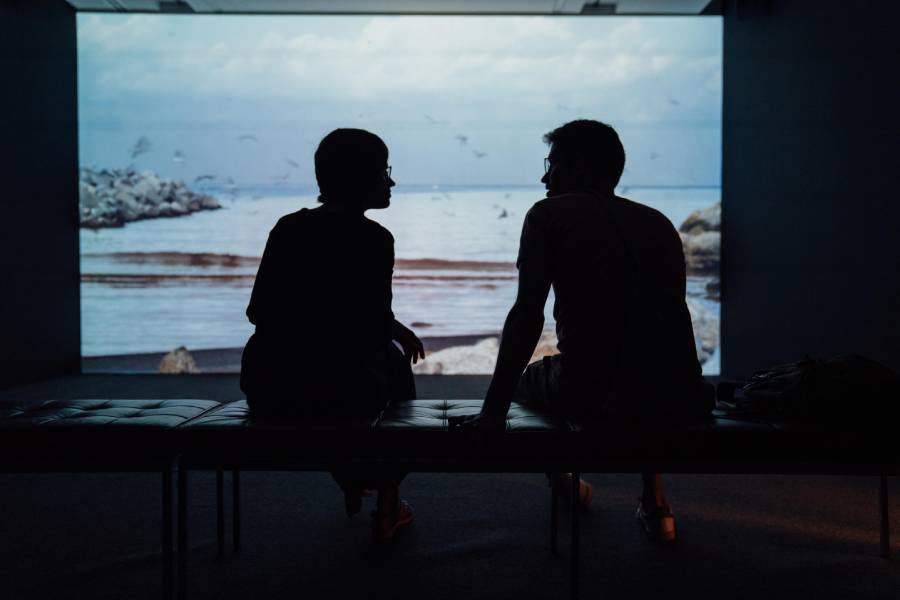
524, 191, 702, 415
238, 129, 425, 542
240, 205, 396, 415
463, 119, 713, 544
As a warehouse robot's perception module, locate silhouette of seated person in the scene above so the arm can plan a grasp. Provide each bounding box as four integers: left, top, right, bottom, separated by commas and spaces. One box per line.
240, 128, 424, 540
458, 119, 714, 542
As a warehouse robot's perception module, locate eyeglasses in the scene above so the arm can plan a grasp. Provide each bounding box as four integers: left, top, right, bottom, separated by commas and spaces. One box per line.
544, 157, 551, 174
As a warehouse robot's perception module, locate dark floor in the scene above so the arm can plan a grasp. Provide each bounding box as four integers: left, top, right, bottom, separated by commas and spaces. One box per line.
1, 376, 899, 599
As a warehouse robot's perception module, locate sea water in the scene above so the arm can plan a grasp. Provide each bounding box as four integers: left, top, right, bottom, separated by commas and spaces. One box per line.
80, 185, 720, 372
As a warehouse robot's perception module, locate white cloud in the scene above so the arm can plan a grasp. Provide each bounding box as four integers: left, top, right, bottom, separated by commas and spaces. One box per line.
78, 15, 720, 125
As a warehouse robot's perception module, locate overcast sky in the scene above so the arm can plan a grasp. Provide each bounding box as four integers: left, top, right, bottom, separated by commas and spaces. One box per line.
77, 14, 721, 188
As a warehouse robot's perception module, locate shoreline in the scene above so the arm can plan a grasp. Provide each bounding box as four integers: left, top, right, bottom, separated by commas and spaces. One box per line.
81, 333, 502, 374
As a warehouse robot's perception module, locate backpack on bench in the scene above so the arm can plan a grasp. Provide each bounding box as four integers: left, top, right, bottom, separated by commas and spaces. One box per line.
718, 354, 900, 422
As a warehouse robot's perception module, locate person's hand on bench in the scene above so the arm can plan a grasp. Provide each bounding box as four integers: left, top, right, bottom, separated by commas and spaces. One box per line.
448, 412, 506, 432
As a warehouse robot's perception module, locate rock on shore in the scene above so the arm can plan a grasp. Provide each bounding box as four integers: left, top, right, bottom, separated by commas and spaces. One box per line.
679, 202, 720, 276
412, 331, 562, 375
80, 167, 220, 228
412, 337, 500, 375
687, 297, 719, 365
158, 346, 200, 374
412, 319, 718, 375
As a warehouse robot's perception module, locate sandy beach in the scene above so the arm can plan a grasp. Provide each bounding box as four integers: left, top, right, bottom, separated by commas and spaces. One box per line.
81, 333, 502, 374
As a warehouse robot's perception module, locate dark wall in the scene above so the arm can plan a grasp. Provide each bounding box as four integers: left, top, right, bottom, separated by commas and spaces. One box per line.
0, 1, 79, 389
721, 0, 900, 377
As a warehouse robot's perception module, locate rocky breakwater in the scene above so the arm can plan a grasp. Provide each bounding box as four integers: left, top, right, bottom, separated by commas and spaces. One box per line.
80, 167, 220, 228
679, 201, 720, 277
679, 201, 721, 366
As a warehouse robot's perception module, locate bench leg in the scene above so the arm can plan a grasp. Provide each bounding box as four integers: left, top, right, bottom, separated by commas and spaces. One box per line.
216, 469, 225, 558
570, 471, 580, 600
550, 474, 559, 555
177, 462, 187, 600
880, 474, 891, 559
162, 462, 174, 600
232, 469, 241, 553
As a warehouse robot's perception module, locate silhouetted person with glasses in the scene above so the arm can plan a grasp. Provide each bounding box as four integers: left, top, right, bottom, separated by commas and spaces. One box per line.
459, 119, 714, 542
240, 128, 424, 543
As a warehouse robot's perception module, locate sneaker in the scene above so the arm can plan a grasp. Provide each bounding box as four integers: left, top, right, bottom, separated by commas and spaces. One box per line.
372, 500, 414, 543
549, 473, 594, 510
635, 500, 676, 543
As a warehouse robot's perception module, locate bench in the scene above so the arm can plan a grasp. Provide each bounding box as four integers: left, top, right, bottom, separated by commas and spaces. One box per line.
1, 397, 896, 600
181, 398, 897, 600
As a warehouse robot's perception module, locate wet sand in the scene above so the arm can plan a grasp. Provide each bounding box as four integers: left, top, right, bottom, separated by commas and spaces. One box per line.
81, 333, 501, 374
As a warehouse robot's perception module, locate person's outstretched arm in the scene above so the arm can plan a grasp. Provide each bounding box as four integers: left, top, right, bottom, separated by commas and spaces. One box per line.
479, 206, 553, 425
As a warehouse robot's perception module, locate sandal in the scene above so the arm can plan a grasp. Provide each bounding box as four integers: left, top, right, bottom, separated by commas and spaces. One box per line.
636, 499, 676, 543
372, 500, 414, 543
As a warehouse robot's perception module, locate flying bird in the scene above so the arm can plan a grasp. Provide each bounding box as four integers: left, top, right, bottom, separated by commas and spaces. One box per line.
237, 134, 258, 143
130, 136, 152, 159
454, 135, 468, 146
498, 209, 509, 219
284, 158, 299, 169
172, 150, 185, 163
472, 150, 487, 159
668, 98, 680, 106
193, 174, 216, 184
649, 152, 659, 160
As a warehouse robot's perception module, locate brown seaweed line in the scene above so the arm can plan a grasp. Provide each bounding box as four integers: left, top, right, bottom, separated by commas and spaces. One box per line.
81, 252, 515, 271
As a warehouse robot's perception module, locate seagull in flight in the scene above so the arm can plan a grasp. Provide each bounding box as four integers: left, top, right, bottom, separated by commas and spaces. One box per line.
130, 136, 152, 159
237, 134, 258, 143
172, 150, 185, 163
472, 150, 487, 159
668, 98, 680, 106
454, 135, 468, 146
285, 158, 299, 169
193, 174, 216, 184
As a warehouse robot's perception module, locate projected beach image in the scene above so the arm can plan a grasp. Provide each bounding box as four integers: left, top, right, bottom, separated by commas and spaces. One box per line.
78, 15, 722, 374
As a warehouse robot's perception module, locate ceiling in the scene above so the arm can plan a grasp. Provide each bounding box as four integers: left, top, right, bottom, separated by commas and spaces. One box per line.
65, 0, 716, 15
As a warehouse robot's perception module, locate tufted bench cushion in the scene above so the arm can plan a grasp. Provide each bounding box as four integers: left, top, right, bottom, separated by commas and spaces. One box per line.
0, 398, 221, 427
181, 400, 382, 469
0, 398, 222, 470
181, 399, 571, 470
376, 399, 569, 432
371, 399, 573, 469
182, 399, 375, 430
